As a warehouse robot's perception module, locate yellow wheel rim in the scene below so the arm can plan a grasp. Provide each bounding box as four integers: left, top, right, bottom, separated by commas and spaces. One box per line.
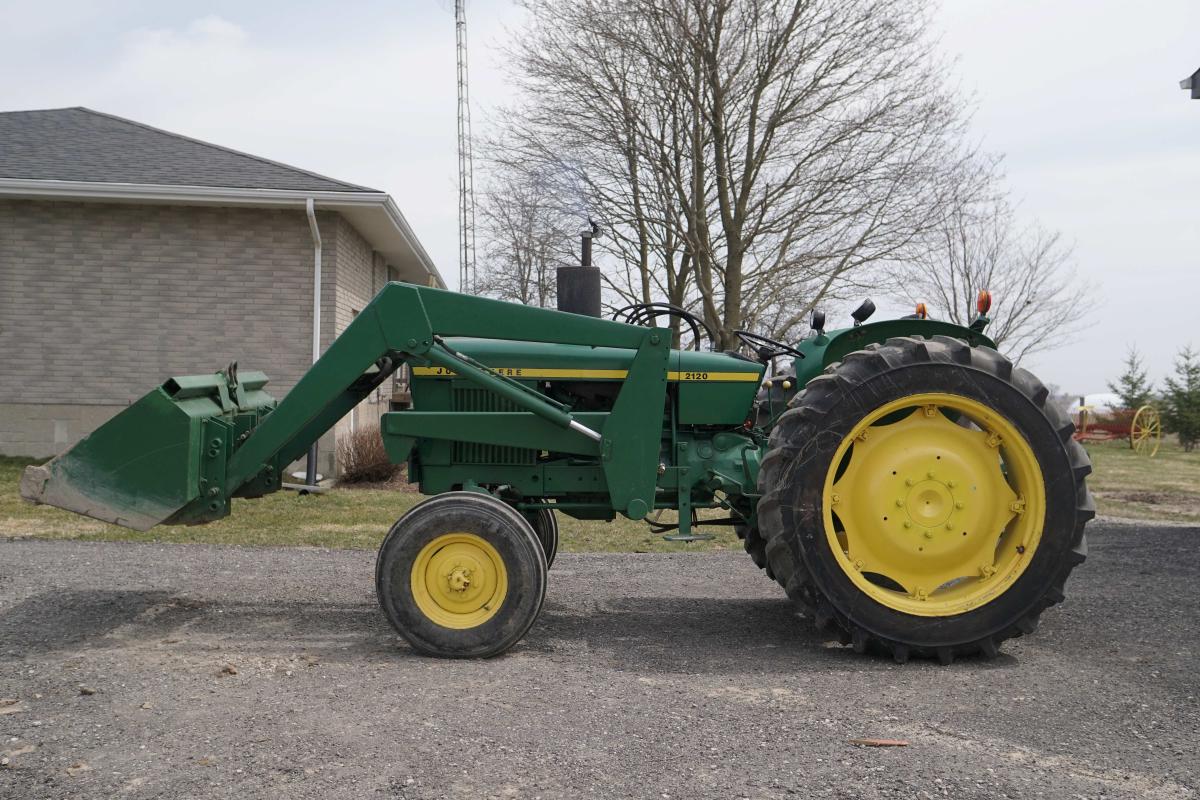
822, 392, 1045, 617
411, 533, 508, 629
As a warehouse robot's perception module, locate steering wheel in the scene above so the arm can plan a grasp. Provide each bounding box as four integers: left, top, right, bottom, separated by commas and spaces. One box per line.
612, 302, 715, 350
733, 329, 805, 362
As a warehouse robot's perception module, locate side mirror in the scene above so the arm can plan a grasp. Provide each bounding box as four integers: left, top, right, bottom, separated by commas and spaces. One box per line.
851, 298, 876, 326
810, 309, 826, 334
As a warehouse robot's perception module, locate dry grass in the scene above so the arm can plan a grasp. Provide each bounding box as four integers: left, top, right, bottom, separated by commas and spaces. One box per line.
1082, 436, 1200, 524
3, 435, 1195, 552
0, 457, 739, 552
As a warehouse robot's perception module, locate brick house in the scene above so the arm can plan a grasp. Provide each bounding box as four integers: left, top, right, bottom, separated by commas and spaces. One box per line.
0, 107, 444, 475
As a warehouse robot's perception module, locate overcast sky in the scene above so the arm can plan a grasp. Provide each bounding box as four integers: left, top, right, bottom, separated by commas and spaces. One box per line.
1, 0, 1196, 393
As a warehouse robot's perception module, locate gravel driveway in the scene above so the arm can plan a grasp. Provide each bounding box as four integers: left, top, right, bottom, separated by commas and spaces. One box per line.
1, 522, 1197, 799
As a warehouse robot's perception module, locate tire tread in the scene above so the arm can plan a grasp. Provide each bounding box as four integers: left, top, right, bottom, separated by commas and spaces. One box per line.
757, 336, 1092, 662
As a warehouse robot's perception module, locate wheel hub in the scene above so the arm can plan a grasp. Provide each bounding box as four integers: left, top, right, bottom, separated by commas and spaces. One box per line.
446, 565, 472, 592
905, 479, 954, 528
411, 533, 508, 629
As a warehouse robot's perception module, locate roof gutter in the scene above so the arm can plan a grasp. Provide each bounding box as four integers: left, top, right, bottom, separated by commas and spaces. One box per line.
0, 177, 443, 287
0, 177, 389, 206
380, 196, 439, 287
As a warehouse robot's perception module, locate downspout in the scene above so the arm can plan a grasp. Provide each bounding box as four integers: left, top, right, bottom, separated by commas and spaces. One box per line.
304, 198, 322, 486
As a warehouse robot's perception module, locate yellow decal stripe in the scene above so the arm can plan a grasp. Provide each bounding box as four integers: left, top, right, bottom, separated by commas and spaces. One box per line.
411, 366, 760, 382
666, 371, 762, 382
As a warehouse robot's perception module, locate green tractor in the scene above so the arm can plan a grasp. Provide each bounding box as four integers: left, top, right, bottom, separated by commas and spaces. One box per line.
21, 279, 1092, 663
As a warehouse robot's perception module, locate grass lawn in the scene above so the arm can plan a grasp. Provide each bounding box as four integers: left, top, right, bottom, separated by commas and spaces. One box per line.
1081, 437, 1200, 524
0, 457, 740, 553
3, 436, 1196, 551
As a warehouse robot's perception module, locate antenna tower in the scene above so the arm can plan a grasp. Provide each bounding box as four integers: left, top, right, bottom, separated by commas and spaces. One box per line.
455, 0, 477, 293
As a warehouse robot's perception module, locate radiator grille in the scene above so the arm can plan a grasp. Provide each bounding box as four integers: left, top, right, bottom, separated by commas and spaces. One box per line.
451, 387, 537, 465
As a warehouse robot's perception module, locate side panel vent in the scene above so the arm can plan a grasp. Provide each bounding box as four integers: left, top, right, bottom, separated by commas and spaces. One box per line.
451, 386, 537, 466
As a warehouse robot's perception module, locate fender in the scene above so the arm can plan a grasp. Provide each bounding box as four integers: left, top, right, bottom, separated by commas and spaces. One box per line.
791, 318, 997, 387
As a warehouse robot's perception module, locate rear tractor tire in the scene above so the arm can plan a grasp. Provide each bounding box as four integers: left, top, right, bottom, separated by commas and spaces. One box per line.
734, 522, 772, 579
375, 492, 548, 658
757, 336, 1094, 663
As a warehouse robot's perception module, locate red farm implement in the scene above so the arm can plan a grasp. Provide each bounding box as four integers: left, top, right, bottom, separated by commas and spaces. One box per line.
1074, 404, 1162, 456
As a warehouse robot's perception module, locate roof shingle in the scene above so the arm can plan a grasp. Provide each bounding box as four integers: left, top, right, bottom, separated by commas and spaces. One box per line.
0, 107, 377, 193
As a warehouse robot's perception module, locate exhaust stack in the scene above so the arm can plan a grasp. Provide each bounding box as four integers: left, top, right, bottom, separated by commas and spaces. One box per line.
556, 223, 601, 317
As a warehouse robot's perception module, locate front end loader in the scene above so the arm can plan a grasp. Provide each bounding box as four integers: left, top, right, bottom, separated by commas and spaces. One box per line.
22, 282, 1093, 663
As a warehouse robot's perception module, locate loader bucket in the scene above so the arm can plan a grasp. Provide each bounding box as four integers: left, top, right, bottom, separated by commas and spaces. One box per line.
20, 369, 275, 531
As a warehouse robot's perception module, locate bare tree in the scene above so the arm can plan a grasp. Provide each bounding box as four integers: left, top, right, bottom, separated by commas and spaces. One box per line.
492, 0, 976, 349
485, 4, 704, 343
476, 165, 575, 307
899, 194, 1092, 363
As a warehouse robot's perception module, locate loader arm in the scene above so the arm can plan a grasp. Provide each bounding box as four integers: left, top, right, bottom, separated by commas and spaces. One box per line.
21, 283, 671, 530
228, 283, 670, 516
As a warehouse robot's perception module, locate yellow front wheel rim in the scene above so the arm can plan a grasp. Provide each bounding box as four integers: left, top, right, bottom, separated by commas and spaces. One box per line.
411, 533, 508, 629
823, 392, 1045, 617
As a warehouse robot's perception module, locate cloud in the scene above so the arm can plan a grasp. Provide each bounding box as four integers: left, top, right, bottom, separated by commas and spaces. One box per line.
106, 17, 257, 102
186, 15, 247, 40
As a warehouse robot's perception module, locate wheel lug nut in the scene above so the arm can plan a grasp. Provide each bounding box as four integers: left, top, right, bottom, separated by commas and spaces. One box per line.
927, 470, 935, 479
895, 498, 904, 507
947, 480, 957, 488
945, 522, 954, 530
923, 530, 933, 539
905, 478, 915, 487
903, 521, 913, 529
955, 501, 964, 509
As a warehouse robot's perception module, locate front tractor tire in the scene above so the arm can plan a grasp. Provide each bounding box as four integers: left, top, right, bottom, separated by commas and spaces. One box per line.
758, 336, 1094, 663
375, 492, 548, 658
524, 507, 560, 569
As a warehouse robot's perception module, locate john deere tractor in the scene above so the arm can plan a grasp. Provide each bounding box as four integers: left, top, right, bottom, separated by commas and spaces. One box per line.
22, 271, 1092, 663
